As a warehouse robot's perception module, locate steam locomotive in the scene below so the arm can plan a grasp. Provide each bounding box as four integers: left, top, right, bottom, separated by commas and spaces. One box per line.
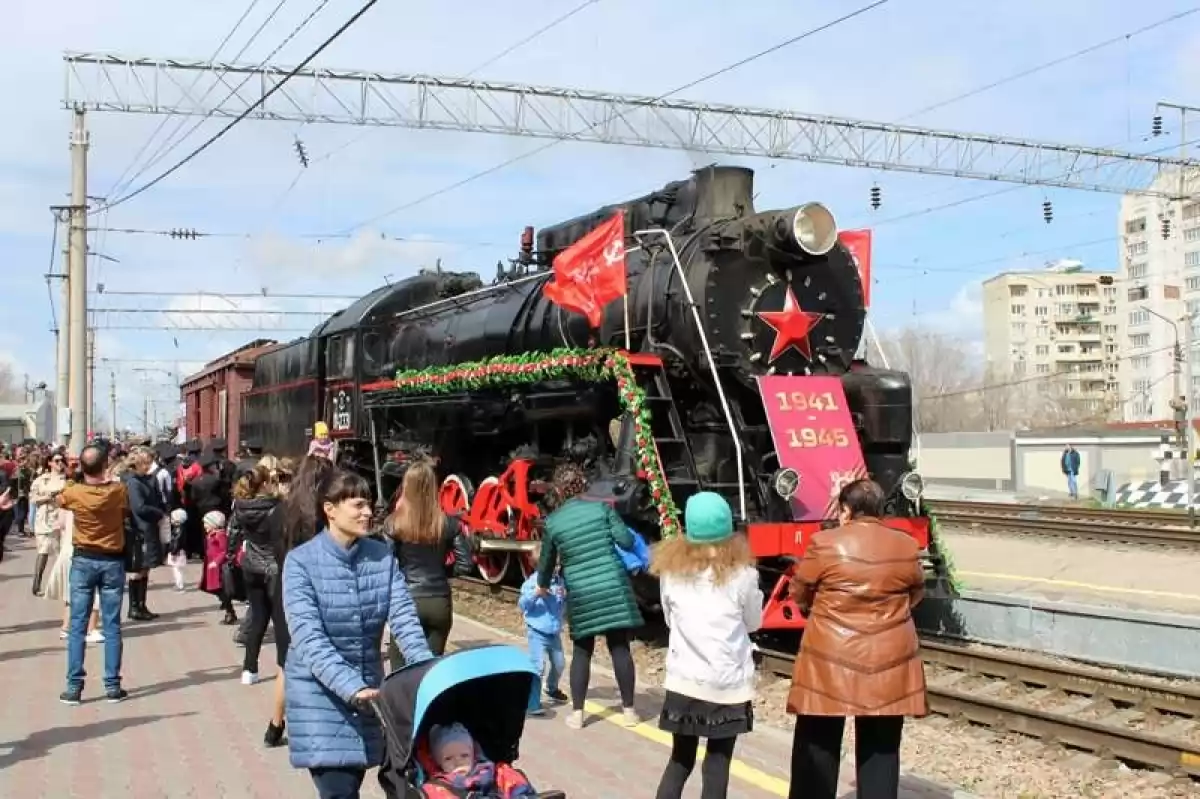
239, 166, 949, 630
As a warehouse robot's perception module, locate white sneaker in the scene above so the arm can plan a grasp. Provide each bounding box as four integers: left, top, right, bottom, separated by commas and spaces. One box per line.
85, 631, 104, 644
565, 709, 584, 729
241, 671, 260, 685
621, 707, 639, 727
59, 629, 68, 640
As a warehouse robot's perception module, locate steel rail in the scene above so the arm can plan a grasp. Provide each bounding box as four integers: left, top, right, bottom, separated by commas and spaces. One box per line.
760, 641, 1200, 777
927, 499, 1200, 547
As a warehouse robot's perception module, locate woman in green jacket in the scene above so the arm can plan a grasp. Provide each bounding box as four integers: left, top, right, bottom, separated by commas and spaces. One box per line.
535, 462, 643, 730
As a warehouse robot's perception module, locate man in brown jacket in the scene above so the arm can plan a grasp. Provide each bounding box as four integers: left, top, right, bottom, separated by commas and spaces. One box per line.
786, 478, 927, 799
59, 444, 130, 705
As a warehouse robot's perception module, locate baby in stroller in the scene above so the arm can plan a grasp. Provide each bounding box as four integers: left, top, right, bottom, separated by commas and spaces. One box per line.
422, 722, 534, 798
375, 644, 566, 799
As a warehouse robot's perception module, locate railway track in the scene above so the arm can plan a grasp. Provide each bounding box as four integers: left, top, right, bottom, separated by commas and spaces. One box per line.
927, 499, 1200, 547
455, 576, 1200, 777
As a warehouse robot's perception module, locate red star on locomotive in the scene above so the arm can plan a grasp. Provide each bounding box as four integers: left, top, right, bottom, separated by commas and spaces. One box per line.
757, 286, 824, 363
231, 166, 948, 631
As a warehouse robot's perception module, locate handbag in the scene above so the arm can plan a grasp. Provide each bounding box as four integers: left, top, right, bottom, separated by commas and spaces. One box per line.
220, 561, 247, 602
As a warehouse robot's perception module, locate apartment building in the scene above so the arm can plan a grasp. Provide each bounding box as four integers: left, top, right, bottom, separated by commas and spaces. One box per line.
1115, 168, 1200, 421
982, 264, 1120, 418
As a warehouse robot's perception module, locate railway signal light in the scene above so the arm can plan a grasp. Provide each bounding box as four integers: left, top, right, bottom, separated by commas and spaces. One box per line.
1042, 200, 1053, 223
1152, 115, 1164, 136
869, 184, 881, 210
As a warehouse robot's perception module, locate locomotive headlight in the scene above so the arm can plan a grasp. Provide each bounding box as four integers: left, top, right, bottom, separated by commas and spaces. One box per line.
898, 471, 924, 502
772, 467, 800, 500
791, 203, 838, 256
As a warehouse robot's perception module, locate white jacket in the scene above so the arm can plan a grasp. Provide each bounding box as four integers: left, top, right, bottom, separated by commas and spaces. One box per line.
661, 565, 763, 704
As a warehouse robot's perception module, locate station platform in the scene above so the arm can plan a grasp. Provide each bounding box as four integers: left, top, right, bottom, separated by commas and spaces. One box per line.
0, 537, 972, 798
939, 528, 1200, 615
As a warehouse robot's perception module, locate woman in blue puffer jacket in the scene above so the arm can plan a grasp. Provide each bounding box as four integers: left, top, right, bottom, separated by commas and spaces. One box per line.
284, 470, 434, 799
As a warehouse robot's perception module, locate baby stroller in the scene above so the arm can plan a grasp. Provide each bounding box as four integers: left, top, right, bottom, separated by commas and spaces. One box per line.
374, 644, 566, 799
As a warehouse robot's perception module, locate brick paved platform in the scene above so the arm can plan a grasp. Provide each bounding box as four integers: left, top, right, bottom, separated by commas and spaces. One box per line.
0, 537, 971, 797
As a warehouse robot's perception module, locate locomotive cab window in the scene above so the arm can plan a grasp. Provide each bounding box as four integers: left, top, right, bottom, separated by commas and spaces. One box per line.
325, 335, 354, 379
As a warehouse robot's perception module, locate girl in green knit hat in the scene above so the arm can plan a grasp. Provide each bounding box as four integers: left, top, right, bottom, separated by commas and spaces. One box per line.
650, 491, 763, 799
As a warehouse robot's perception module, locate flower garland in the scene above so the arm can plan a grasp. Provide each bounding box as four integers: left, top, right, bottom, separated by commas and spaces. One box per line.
393, 347, 683, 537
927, 513, 961, 592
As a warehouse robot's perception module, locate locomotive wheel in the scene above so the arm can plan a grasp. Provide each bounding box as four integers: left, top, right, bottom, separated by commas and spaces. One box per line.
438, 474, 474, 516
471, 477, 513, 585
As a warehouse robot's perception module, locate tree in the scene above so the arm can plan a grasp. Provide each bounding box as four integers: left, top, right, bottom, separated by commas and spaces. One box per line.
0, 363, 25, 404
887, 326, 987, 433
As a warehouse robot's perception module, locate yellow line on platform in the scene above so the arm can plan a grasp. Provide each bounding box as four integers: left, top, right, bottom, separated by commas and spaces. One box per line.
958, 570, 1200, 602
451, 615, 790, 796
580, 701, 789, 796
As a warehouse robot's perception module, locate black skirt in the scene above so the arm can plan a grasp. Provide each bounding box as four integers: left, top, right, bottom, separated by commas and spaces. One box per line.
658, 690, 754, 738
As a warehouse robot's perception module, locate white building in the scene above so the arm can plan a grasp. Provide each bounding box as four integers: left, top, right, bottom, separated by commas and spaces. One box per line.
1115, 169, 1200, 421
982, 263, 1120, 420
0, 397, 56, 446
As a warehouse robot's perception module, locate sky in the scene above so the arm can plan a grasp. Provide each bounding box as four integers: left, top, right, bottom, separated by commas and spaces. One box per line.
2, 0, 1199, 431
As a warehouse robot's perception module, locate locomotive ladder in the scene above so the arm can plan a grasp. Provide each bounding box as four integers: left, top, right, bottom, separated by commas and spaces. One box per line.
629, 363, 702, 506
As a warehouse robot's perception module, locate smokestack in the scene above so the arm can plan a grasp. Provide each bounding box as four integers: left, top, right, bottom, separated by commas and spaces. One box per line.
691, 166, 755, 221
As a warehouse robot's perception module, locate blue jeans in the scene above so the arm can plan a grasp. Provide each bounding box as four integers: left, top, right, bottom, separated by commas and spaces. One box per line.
526, 629, 565, 712
66, 555, 126, 693
1067, 473, 1078, 498
309, 766, 365, 799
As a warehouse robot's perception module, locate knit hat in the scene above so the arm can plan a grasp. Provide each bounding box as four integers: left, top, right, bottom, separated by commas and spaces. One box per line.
428, 722, 473, 761
684, 492, 733, 544
170, 508, 188, 526
202, 510, 226, 530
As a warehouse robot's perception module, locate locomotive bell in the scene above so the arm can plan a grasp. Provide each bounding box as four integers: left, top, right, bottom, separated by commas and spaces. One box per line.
775, 202, 838, 256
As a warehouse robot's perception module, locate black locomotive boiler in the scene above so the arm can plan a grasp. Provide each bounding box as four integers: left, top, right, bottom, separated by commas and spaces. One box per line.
239, 166, 949, 629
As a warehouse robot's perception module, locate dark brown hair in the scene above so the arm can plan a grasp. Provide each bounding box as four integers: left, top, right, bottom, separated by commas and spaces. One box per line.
280, 455, 335, 550
837, 478, 884, 519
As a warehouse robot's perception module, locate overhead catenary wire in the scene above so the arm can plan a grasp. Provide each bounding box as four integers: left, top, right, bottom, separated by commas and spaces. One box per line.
896, 7, 1200, 122
99, 0, 362, 213
339, 0, 891, 235
920, 343, 1177, 402
258, 0, 608, 229
104, 0, 273, 200
110, 0, 310, 198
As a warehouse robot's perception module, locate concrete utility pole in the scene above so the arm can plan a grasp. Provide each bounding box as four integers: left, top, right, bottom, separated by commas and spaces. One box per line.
86, 328, 95, 432
48, 209, 71, 446
109, 371, 117, 439
66, 108, 89, 453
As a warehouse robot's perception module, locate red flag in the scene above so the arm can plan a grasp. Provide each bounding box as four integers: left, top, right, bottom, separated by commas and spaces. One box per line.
542, 211, 627, 328
839, 229, 872, 309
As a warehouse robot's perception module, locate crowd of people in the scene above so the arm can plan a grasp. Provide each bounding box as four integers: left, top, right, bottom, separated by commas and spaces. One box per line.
4, 430, 930, 799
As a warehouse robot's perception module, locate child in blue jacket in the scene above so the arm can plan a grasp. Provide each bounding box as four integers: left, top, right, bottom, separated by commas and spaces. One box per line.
518, 547, 567, 716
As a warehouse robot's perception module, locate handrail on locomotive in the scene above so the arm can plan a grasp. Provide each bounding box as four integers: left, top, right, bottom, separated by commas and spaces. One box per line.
632, 226, 746, 523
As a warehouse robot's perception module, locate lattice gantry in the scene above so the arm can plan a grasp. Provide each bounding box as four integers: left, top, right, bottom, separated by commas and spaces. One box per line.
64, 52, 1200, 198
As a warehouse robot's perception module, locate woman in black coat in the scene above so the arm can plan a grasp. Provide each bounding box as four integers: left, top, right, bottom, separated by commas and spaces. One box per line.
122, 447, 167, 621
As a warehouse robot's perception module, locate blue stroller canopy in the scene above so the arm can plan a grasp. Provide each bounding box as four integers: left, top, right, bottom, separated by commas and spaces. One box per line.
376, 644, 538, 773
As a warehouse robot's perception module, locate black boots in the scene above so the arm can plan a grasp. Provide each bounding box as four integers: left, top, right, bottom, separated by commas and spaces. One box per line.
126, 580, 159, 621
31, 553, 49, 596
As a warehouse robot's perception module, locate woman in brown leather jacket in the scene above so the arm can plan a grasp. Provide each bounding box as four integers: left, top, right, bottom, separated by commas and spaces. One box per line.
786, 478, 927, 799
